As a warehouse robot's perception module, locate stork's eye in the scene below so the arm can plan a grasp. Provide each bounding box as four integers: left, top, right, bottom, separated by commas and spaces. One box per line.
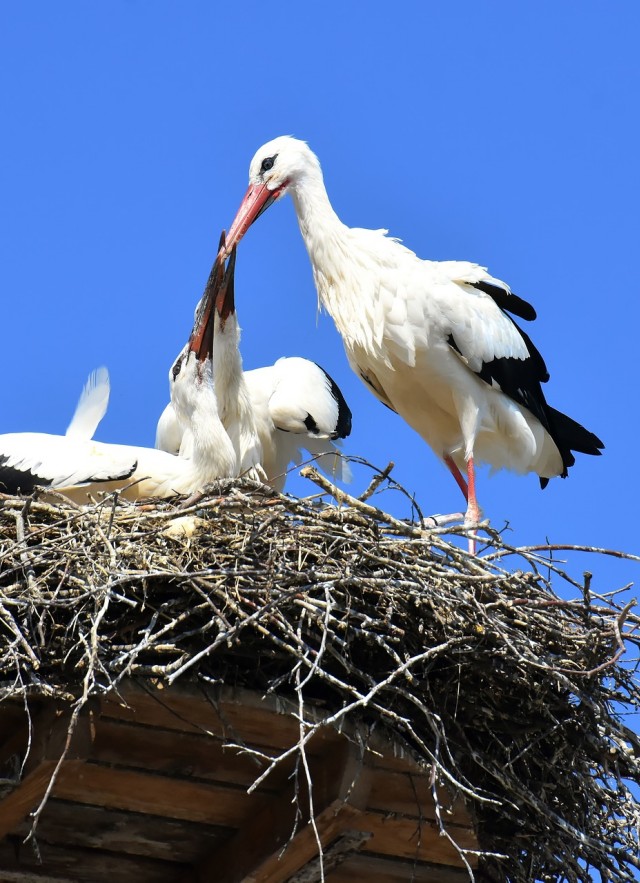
261, 155, 277, 173
172, 357, 183, 380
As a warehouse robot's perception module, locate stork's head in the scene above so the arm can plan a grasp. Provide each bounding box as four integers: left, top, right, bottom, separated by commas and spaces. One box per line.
224, 136, 320, 255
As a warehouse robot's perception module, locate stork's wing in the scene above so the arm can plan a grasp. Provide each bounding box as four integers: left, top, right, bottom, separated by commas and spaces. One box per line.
0, 434, 137, 495
447, 322, 550, 431
255, 358, 352, 440
65, 367, 111, 440
438, 261, 536, 321
439, 269, 603, 478
468, 280, 537, 322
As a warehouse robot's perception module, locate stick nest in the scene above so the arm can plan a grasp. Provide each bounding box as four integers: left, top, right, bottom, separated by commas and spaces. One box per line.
0, 466, 638, 883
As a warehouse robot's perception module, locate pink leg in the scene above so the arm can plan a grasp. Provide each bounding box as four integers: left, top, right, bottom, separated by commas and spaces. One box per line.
444, 455, 481, 555
465, 456, 482, 555
465, 456, 481, 524
444, 455, 468, 502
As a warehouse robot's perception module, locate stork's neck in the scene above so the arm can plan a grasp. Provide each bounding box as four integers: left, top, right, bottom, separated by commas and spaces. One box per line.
173, 363, 237, 480
212, 320, 262, 473
290, 174, 346, 277
290, 172, 372, 348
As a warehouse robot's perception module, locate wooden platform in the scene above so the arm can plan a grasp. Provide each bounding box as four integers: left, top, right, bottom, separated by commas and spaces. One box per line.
0, 681, 476, 882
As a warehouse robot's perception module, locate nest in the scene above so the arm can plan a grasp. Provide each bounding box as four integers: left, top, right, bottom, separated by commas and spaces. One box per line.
0, 463, 638, 882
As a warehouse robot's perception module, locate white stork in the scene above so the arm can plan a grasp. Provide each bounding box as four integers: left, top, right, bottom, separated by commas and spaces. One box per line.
0, 252, 237, 502
156, 239, 353, 491
221, 136, 603, 538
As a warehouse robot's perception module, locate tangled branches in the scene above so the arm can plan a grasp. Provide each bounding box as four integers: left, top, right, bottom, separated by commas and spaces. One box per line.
0, 472, 638, 882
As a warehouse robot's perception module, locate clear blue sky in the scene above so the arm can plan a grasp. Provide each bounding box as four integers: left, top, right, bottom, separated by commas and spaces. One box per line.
1, 2, 638, 594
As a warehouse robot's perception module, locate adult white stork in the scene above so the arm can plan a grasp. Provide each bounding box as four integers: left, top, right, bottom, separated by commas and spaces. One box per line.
156, 238, 353, 491
222, 136, 604, 537
0, 252, 237, 502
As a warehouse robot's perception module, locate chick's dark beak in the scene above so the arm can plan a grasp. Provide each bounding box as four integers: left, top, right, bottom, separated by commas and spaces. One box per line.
189, 232, 227, 362
215, 244, 237, 324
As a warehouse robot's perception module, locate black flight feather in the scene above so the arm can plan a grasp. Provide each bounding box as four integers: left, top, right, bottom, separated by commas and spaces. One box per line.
448, 303, 604, 489
471, 280, 537, 322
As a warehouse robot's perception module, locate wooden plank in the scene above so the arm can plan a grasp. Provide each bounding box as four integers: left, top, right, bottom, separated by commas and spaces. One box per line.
102, 682, 451, 783
51, 760, 263, 827
0, 759, 57, 840
92, 718, 285, 791
193, 740, 373, 883
101, 682, 343, 752
284, 829, 372, 882
11, 798, 227, 864
0, 839, 187, 883
367, 768, 472, 828
327, 853, 473, 882
0, 702, 96, 839
354, 812, 477, 868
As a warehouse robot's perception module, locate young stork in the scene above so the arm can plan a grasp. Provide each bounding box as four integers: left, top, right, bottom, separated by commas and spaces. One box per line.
222, 136, 603, 538
156, 238, 353, 491
0, 253, 237, 502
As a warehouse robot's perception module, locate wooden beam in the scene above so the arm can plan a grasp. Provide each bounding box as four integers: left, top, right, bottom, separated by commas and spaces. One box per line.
11, 799, 228, 864
0, 837, 188, 883
0, 701, 96, 839
326, 853, 473, 882
287, 829, 373, 882
51, 761, 262, 827
349, 812, 477, 868
91, 717, 287, 792
191, 739, 373, 883
102, 682, 344, 753
367, 768, 472, 827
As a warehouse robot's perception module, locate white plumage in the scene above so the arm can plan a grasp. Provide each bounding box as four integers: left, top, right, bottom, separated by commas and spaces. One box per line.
157, 241, 352, 491
157, 356, 352, 492
223, 136, 603, 533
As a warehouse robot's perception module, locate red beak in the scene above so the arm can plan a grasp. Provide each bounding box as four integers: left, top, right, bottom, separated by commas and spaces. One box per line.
222, 182, 284, 257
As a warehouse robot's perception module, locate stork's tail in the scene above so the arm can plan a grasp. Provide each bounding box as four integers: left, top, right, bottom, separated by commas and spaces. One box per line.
540, 407, 604, 488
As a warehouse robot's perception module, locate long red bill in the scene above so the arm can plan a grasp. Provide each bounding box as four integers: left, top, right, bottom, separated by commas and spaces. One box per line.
223, 182, 283, 256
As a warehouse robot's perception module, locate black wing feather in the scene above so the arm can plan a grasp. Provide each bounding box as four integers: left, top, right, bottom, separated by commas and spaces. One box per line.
471, 280, 537, 321
448, 303, 604, 487
0, 455, 138, 496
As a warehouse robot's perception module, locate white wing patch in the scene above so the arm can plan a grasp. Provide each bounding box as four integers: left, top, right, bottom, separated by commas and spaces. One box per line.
65, 367, 110, 440
0, 433, 137, 487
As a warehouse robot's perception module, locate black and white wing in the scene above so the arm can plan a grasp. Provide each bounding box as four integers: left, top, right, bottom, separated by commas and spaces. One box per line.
266, 357, 352, 439
0, 434, 137, 495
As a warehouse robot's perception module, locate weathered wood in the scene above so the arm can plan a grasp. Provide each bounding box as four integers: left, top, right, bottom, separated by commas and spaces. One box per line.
353, 812, 477, 868
0, 702, 96, 839
51, 760, 260, 827
287, 829, 372, 882
0, 687, 478, 880
368, 768, 472, 827
0, 838, 188, 883
12, 799, 227, 863
92, 718, 285, 791
0, 759, 58, 840
101, 682, 343, 753
326, 853, 473, 882
192, 740, 373, 883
